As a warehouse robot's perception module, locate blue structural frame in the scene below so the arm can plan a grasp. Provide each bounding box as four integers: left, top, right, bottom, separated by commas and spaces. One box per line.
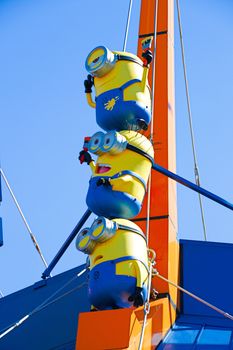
0, 265, 90, 350
42, 161, 233, 280
152, 163, 233, 211
42, 209, 92, 279
0, 171, 3, 247
158, 239, 233, 349
1, 239, 233, 349
0, 218, 3, 247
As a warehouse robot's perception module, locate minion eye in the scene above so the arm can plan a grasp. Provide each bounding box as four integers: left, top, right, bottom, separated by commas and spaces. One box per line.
76, 228, 96, 254
88, 131, 105, 155
93, 57, 100, 63
102, 131, 127, 154
81, 229, 88, 236
90, 217, 117, 243
105, 137, 110, 145
85, 46, 116, 77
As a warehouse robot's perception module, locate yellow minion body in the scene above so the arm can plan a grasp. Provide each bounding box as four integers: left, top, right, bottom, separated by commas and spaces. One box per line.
85, 46, 152, 131
89, 218, 149, 288
93, 52, 150, 103
89, 130, 154, 204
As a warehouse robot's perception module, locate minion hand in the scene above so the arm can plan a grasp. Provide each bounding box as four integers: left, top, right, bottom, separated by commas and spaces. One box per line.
79, 150, 93, 165
96, 178, 111, 187
128, 287, 144, 307
142, 50, 153, 67
84, 74, 94, 93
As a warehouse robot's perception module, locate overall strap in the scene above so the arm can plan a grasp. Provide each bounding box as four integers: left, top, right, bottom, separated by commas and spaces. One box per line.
113, 255, 149, 275
120, 79, 141, 91
111, 170, 147, 191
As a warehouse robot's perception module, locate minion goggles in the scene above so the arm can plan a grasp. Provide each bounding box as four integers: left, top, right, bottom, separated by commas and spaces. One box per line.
84, 131, 154, 164
85, 46, 143, 78
76, 216, 146, 255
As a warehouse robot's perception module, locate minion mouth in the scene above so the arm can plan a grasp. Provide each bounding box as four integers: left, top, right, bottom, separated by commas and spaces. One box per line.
96, 164, 111, 174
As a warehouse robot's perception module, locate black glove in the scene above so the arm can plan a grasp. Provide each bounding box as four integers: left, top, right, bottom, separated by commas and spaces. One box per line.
84, 74, 94, 93
128, 287, 144, 307
96, 178, 111, 187
79, 150, 93, 165
142, 50, 153, 66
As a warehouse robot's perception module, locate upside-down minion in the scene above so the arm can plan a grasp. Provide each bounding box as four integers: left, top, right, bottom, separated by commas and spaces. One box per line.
79, 130, 154, 219
76, 216, 149, 310
84, 40, 153, 132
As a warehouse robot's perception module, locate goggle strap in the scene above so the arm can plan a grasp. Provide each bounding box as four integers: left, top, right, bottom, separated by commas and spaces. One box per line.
116, 54, 143, 67
126, 143, 154, 165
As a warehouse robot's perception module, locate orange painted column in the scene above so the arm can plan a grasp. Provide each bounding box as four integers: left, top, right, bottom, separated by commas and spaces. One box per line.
136, 0, 179, 319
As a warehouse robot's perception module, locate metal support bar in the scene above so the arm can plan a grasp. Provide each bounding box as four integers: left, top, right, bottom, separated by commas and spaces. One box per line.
42, 209, 92, 279
152, 163, 233, 211
0, 173, 3, 247
0, 218, 3, 247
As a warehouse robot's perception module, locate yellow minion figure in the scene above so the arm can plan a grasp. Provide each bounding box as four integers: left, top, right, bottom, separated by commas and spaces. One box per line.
79, 130, 154, 219
76, 216, 149, 310
84, 44, 153, 131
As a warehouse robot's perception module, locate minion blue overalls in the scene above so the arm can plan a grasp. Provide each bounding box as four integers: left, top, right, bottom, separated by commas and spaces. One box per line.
86, 171, 147, 219
88, 256, 147, 310
96, 79, 151, 131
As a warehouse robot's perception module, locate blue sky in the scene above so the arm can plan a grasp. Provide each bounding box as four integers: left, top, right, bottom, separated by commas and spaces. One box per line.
0, 0, 233, 296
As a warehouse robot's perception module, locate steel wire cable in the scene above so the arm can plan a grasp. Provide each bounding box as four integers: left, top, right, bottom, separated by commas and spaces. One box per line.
146, 0, 159, 242
176, 0, 207, 240
138, 260, 153, 350
123, 0, 133, 52
0, 168, 49, 270
154, 271, 233, 321
0, 268, 88, 339
138, 2, 159, 348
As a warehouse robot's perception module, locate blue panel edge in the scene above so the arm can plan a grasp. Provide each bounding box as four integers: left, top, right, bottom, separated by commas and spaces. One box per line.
0, 217, 3, 247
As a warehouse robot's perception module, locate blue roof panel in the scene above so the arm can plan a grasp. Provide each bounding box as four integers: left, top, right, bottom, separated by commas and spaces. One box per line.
158, 317, 233, 350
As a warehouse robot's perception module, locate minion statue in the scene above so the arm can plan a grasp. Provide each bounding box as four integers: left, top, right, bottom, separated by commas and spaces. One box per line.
76, 217, 150, 310
79, 130, 154, 219
84, 37, 153, 132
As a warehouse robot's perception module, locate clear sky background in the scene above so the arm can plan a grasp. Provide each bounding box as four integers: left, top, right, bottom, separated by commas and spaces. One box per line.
0, 0, 233, 296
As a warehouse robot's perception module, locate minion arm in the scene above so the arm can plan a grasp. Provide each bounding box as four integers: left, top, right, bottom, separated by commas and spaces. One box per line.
141, 50, 153, 92
79, 150, 96, 174
89, 160, 96, 174
141, 66, 149, 93
86, 93, 96, 109
84, 75, 96, 108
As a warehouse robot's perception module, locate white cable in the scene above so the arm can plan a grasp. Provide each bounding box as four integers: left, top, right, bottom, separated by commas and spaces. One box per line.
145, 0, 159, 242
155, 272, 233, 321
138, 262, 153, 350
0, 269, 88, 339
123, 0, 133, 52
176, 0, 207, 241
0, 168, 49, 269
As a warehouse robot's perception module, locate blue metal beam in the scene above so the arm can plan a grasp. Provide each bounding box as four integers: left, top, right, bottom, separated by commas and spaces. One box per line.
0, 218, 3, 247
152, 163, 233, 211
0, 170, 3, 246
42, 209, 92, 279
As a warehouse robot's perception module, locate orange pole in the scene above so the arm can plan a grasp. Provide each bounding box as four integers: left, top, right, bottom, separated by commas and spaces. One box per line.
136, 0, 179, 318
